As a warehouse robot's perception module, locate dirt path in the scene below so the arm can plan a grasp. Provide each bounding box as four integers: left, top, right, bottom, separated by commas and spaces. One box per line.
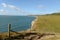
6, 32, 55, 40
1, 32, 60, 40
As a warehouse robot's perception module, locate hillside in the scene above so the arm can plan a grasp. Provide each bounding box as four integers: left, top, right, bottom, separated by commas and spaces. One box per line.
31, 15, 60, 33
30, 14, 60, 40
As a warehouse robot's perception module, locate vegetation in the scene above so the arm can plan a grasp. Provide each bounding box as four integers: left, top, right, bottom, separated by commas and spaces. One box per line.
46, 13, 60, 15
51, 13, 60, 15
33, 15, 60, 33
31, 13, 60, 40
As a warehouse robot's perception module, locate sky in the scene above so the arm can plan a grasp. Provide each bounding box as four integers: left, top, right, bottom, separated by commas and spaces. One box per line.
0, 0, 60, 15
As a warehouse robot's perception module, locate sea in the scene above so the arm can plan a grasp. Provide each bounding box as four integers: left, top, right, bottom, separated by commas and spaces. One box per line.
0, 15, 35, 32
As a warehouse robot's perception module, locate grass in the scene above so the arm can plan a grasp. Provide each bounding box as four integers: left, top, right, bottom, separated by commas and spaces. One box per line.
31, 15, 60, 40
32, 15, 60, 33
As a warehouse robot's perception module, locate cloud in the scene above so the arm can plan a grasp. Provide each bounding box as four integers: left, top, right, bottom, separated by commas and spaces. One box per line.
8, 4, 21, 11
1, 3, 7, 7
0, 9, 7, 14
1, 3, 22, 12
0, 3, 31, 15
0, 9, 5, 12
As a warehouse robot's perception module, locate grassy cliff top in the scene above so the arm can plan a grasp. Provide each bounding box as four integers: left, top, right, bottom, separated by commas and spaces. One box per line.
32, 13, 60, 33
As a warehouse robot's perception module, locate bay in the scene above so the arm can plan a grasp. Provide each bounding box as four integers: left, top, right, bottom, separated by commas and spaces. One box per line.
0, 15, 35, 32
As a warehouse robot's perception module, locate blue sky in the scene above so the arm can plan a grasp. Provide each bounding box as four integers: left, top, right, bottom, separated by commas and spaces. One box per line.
0, 0, 60, 15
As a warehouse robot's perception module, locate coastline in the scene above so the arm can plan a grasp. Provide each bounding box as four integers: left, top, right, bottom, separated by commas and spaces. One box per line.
31, 16, 38, 30
0, 16, 37, 33
26, 16, 38, 32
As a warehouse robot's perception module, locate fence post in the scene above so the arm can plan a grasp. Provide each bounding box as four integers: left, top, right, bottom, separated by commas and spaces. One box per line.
8, 24, 11, 39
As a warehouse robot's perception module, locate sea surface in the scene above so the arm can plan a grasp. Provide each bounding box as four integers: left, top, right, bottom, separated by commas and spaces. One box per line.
0, 15, 35, 32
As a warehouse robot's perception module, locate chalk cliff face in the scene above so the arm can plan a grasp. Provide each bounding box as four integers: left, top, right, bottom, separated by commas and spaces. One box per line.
30, 16, 40, 32
31, 18, 37, 29
26, 16, 37, 32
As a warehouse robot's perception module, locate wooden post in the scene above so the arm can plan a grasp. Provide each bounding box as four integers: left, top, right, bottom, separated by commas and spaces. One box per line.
8, 24, 11, 39
30, 26, 31, 33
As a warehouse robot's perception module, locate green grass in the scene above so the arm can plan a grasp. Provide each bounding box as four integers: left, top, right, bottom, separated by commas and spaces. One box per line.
33, 15, 60, 33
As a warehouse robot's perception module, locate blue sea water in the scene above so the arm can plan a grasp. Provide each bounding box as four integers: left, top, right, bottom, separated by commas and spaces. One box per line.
0, 16, 35, 32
